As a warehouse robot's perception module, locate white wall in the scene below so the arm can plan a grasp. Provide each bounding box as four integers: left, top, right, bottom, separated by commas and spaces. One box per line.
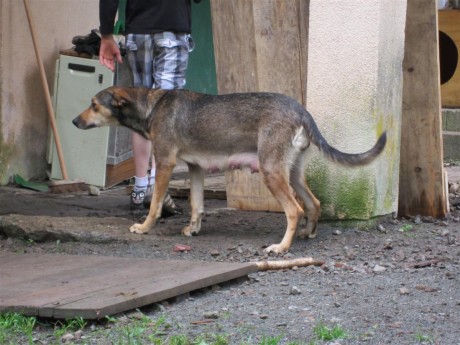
0, 0, 99, 184
305, 0, 407, 219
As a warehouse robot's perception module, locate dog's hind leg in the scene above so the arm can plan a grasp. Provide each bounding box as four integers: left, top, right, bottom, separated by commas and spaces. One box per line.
130, 161, 175, 234
290, 158, 321, 239
260, 163, 304, 254
183, 163, 205, 237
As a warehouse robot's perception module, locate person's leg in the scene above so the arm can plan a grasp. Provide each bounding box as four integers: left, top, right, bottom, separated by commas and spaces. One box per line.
152, 32, 191, 90
126, 34, 154, 206
140, 32, 192, 213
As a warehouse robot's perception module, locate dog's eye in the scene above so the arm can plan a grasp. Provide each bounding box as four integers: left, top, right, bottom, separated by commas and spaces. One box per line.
91, 102, 98, 111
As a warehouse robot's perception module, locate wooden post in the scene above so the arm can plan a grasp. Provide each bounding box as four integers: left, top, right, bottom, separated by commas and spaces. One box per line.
399, 0, 448, 218
211, 0, 309, 211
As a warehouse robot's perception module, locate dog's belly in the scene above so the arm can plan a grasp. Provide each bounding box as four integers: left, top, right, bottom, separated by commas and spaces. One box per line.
180, 152, 259, 173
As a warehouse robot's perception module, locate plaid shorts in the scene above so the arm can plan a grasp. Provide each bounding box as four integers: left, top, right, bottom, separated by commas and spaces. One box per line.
125, 32, 194, 90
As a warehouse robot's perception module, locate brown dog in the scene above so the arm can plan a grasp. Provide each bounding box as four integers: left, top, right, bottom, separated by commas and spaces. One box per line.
73, 86, 386, 253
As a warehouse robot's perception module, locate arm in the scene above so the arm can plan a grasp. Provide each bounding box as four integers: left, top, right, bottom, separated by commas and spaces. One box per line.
99, 0, 122, 72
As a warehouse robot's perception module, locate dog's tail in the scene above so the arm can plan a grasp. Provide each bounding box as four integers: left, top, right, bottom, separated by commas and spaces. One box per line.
302, 111, 387, 166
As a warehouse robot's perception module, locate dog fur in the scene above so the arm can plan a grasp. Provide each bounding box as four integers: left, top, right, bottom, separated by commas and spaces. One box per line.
73, 86, 386, 253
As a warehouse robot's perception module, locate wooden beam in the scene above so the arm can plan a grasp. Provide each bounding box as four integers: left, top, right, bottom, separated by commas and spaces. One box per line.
399, 0, 448, 218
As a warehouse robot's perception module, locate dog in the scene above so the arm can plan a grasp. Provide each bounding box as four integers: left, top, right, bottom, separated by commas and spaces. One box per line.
73, 86, 386, 254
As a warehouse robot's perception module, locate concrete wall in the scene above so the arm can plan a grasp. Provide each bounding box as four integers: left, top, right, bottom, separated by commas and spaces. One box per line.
0, 0, 98, 184
305, 0, 407, 219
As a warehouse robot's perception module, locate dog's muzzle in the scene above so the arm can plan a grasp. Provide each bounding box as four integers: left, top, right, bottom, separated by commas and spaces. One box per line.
72, 116, 96, 129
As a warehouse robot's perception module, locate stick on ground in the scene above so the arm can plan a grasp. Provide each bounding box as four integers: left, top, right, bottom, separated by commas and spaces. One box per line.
255, 257, 325, 271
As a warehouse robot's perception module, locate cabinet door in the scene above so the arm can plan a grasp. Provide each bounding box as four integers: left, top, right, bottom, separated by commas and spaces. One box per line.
51, 55, 114, 187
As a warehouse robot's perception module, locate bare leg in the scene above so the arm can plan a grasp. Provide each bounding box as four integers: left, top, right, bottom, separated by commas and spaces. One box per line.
132, 133, 152, 177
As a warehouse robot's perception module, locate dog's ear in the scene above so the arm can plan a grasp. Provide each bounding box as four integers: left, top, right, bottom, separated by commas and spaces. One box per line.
111, 88, 133, 108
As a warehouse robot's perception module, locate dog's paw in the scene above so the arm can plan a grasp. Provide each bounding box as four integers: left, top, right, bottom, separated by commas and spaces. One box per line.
130, 223, 149, 234
298, 228, 311, 239
264, 244, 288, 254
299, 224, 317, 239
182, 225, 199, 237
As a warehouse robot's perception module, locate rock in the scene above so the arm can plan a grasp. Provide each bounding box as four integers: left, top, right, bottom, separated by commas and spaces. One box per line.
399, 287, 410, 295
87, 185, 100, 196
210, 249, 220, 257
203, 311, 219, 319
61, 333, 75, 342
332, 229, 342, 235
373, 264, 386, 273
290, 286, 302, 295
74, 330, 83, 339
377, 224, 387, 233
413, 215, 422, 224
449, 182, 459, 194
173, 244, 192, 252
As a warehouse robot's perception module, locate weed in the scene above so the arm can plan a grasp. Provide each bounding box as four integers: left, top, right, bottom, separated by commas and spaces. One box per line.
399, 224, 414, 232
313, 322, 348, 341
53, 316, 87, 339
413, 332, 435, 344
0, 312, 36, 345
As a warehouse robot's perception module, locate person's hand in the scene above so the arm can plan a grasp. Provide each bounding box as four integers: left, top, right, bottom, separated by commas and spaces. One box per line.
99, 35, 122, 72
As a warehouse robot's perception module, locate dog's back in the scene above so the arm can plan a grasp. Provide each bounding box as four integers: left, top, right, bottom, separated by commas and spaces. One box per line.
152, 90, 386, 171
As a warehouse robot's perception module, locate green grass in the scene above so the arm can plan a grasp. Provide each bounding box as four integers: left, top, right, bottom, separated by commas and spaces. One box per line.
0, 312, 36, 345
0, 312, 349, 345
413, 332, 435, 344
313, 322, 348, 341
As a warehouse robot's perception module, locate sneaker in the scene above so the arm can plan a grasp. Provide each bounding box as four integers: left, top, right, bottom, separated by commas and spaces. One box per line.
143, 187, 183, 217
130, 188, 146, 208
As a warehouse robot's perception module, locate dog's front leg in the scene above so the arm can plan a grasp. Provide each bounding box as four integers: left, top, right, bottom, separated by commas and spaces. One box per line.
130, 164, 175, 234
182, 163, 205, 236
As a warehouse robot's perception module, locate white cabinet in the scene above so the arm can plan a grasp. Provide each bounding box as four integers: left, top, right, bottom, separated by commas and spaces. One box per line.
50, 55, 134, 187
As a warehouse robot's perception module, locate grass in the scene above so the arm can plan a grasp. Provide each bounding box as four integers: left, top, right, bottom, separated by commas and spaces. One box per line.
0, 311, 350, 345
0, 312, 36, 345
413, 332, 435, 344
312, 322, 348, 341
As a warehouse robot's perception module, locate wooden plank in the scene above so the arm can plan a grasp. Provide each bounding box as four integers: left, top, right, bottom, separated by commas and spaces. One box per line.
252, 0, 304, 101
168, 174, 227, 200
105, 157, 135, 188
438, 10, 460, 107
210, 0, 258, 93
211, 0, 310, 212
0, 253, 257, 319
399, 0, 448, 218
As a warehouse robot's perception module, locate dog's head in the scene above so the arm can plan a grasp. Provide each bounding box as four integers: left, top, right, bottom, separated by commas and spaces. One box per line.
72, 86, 133, 130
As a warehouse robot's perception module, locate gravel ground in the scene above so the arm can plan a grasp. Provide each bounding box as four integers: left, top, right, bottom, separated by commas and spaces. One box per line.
1, 170, 459, 344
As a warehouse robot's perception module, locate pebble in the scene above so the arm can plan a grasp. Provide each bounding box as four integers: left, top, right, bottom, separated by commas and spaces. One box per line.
203, 311, 219, 319
332, 229, 342, 235
373, 264, 386, 273
61, 333, 75, 342
449, 182, 459, 194
290, 286, 302, 295
87, 185, 100, 196
413, 215, 422, 224
377, 224, 387, 233
399, 287, 410, 295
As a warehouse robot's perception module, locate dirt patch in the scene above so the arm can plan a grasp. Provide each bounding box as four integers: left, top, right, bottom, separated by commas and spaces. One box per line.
1, 170, 460, 344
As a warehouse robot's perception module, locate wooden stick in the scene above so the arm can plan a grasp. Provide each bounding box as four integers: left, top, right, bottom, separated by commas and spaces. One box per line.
255, 257, 325, 271
23, 0, 69, 180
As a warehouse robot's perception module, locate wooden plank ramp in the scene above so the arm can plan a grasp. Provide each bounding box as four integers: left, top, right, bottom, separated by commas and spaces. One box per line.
0, 253, 257, 319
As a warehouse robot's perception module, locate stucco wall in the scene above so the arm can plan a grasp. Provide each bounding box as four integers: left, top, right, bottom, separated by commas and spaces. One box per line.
305, 0, 406, 219
0, 0, 99, 184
